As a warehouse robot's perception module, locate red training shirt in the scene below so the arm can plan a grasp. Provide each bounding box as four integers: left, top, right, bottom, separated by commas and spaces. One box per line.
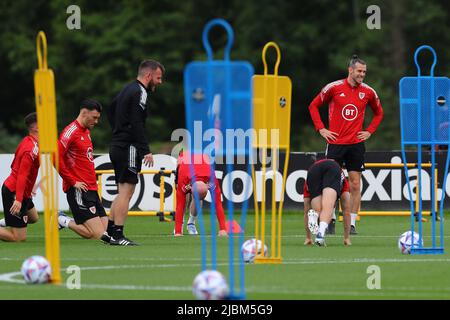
308, 78, 384, 144
4, 135, 40, 202
58, 120, 98, 193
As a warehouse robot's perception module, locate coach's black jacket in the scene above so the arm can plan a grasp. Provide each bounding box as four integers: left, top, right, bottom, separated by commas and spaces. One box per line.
107, 80, 151, 155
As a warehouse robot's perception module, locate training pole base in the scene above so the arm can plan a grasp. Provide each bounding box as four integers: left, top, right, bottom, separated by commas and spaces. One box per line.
254, 257, 282, 264
50, 278, 62, 285
411, 247, 444, 254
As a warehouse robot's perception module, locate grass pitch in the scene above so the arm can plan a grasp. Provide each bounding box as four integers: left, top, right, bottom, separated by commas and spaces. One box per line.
0, 211, 449, 300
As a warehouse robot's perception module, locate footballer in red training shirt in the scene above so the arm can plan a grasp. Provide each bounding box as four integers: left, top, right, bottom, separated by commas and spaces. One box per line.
56, 99, 113, 244
0, 113, 40, 242
174, 152, 227, 237
308, 55, 384, 235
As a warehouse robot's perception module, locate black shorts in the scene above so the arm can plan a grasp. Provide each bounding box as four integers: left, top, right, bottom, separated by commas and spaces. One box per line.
109, 144, 143, 185
66, 188, 106, 225
1, 184, 34, 228
325, 142, 365, 172
306, 160, 343, 199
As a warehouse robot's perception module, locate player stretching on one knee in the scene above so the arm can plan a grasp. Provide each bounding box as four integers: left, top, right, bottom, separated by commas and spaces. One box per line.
56, 99, 112, 244
304, 159, 351, 246
0, 113, 40, 242
174, 152, 227, 237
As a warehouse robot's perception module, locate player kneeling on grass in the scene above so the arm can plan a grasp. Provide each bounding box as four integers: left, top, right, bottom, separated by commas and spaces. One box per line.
56, 99, 114, 244
0, 113, 40, 242
174, 152, 227, 237
304, 159, 351, 246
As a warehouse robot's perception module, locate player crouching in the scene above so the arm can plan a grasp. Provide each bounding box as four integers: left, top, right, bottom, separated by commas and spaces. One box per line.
304, 159, 352, 246
174, 152, 227, 237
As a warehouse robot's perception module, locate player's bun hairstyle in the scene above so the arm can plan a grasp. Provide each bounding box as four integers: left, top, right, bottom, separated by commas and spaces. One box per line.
80, 99, 103, 112
348, 54, 366, 67
24, 112, 37, 129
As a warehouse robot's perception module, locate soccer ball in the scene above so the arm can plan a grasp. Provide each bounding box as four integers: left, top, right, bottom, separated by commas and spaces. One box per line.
241, 238, 268, 263
192, 270, 229, 300
21, 255, 52, 284
398, 231, 423, 254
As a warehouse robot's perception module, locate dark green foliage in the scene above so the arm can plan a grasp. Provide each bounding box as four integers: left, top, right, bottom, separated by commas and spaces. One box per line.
0, 0, 448, 152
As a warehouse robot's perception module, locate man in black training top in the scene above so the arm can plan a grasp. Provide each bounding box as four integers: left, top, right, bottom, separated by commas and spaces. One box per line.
107, 59, 164, 246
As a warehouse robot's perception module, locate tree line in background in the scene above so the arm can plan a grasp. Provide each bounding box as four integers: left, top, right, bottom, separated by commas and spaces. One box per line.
0, 0, 449, 153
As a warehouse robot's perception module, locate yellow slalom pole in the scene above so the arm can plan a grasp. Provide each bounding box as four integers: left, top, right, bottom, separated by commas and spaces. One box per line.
97, 174, 102, 199
97, 170, 176, 220
365, 163, 432, 168
345, 163, 433, 222
251, 165, 259, 246
262, 41, 281, 77
159, 174, 165, 212
34, 31, 61, 284
278, 146, 290, 260
271, 146, 277, 259
259, 147, 267, 259
269, 44, 280, 260
253, 41, 291, 264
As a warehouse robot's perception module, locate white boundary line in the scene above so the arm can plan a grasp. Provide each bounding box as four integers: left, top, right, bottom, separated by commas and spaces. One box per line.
1, 270, 450, 298
2, 261, 450, 297
1, 257, 450, 263
22, 233, 450, 239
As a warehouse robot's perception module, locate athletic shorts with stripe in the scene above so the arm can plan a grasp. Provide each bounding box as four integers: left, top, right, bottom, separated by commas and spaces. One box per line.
109, 144, 143, 185
306, 160, 344, 199
1, 184, 35, 228
66, 187, 106, 225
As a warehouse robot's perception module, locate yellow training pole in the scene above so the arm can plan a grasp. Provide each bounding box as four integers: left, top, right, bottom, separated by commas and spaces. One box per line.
278, 124, 290, 260
259, 147, 267, 259
365, 163, 432, 168
339, 163, 434, 220
96, 170, 176, 218
251, 165, 259, 246
159, 174, 165, 213
253, 42, 291, 264
34, 31, 61, 284
271, 146, 277, 259
97, 174, 102, 200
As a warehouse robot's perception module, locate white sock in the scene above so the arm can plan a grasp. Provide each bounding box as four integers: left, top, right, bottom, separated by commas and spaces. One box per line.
332, 208, 336, 221
187, 213, 197, 225
0, 218, 5, 227
58, 215, 72, 228
319, 221, 328, 236
351, 213, 357, 226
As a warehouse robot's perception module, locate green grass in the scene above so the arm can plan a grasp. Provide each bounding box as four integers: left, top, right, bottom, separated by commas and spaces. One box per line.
0, 211, 449, 300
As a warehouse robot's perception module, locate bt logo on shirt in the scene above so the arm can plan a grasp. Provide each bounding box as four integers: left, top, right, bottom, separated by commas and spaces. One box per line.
342, 104, 358, 121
